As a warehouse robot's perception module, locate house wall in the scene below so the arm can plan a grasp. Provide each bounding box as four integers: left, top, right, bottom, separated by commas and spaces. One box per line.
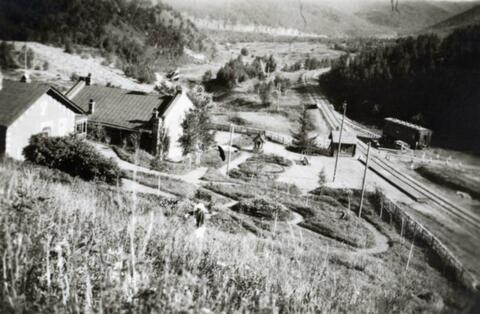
5, 93, 76, 160
162, 92, 195, 161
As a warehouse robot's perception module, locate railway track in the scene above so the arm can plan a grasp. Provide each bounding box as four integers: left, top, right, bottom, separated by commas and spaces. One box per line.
357, 142, 480, 229
302, 71, 480, 230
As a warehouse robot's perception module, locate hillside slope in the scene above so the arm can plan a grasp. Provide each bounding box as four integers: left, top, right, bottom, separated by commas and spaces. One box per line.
425, 4, 480, 35
163, 0, 393, 37
355, 1, 478, 35
162, 0, 477, 37
2, 41, 155, 92
0, 159, 476, 312
0, 0, 213, 82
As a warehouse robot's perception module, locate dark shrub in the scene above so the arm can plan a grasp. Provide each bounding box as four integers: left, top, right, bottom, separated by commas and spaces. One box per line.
232, 197, 292, 221
23, 134, 122, 185
87, 124, 110, 143
229, 115, 248, 126
248, 154, 293, 167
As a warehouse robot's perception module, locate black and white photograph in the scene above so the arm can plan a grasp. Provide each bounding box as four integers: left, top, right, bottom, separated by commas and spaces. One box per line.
0, 0, 479, 312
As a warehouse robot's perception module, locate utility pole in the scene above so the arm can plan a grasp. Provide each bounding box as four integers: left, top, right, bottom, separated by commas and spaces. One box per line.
226, 124, 235, 176
332, 102, 347, 182
24, 45, 27, 70
359, 142, 371, 219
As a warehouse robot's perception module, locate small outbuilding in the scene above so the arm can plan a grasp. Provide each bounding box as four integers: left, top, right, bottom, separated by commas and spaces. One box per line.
383, 117, 432, 149
329, 131, 357, 157
253, 132, 266, 153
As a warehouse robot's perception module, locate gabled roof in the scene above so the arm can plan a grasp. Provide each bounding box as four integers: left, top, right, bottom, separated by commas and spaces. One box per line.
384, 117, 431, 132
68, 83, 178, 130
330, 130, 357, 145
0, 80, 85, 127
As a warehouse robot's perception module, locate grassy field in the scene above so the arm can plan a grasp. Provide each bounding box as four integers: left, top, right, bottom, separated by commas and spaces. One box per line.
0, 161, 477, 312
416, 164, 480, 199
178, 41, 342, 83
122, 169, 197, 198
112, 145, 239, 176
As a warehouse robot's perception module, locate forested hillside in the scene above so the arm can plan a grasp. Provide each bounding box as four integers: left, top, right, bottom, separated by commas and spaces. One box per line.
0, 0, 213, 82
320, 25, 480, 151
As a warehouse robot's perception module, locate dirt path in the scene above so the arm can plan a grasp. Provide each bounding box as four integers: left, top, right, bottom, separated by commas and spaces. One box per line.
91, 142, 208, 186
289, 211, 304, 225
218, 152, 252, 175
95, 141, 390, 256
290, 209, 389, 255
355, 221, 390, 255
121, 179, 177, 199
209, 187, 390, 255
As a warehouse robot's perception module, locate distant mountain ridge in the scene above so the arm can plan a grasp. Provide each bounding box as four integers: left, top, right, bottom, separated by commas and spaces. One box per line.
424, 4, 480, 34
162, 0, 479, 37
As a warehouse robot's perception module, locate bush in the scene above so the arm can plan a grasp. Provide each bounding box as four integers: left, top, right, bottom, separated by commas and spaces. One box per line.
23, 134, 122, 185
202, 70, 213, 82
232, 197, 292, 221
87, 124, 110, 143
229, 114, 248, 126
70, 72, 80, 82
248, 154, 293, 167
0, 41, 17, 69
318, 167, 327, 186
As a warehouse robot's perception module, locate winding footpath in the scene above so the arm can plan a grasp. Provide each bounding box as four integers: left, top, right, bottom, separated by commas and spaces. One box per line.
92, 137, 390, 256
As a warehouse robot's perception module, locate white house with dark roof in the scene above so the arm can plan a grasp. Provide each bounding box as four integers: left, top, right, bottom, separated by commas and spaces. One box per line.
0, 74, 86, 160
66, 75, 195, 161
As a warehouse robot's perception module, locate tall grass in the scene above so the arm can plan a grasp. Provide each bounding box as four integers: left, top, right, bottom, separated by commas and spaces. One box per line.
0, 162, 473, 313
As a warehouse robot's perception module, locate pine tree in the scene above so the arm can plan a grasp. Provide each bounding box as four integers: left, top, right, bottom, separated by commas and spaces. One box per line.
291, 108, 316, 152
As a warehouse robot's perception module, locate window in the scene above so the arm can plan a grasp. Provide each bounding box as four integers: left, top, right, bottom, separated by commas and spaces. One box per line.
76, 121, 87, 135
41, 126, 52, 136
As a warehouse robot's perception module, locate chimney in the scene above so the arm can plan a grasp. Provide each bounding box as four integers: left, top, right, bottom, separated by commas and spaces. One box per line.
88, 99, 95, 115
85, 73, 92, 86
152, 108, 159, 119
175, 85, 183, 94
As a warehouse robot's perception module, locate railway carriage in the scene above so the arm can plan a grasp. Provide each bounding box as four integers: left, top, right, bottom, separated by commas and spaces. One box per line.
383, 117, 432, 149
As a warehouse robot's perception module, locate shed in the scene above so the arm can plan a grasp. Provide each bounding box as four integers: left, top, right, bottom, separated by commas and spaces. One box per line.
329, 131, 357, 157
253, 132, 266, 153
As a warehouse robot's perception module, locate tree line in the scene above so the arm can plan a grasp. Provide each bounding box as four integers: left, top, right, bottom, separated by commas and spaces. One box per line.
320, 25, 480, 151
214, 54, 277, 89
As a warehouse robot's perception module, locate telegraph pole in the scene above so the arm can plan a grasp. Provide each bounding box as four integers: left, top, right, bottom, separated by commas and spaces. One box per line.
226, 124, 235, 176
359, 142, 371, 219
332, 102, 347, 182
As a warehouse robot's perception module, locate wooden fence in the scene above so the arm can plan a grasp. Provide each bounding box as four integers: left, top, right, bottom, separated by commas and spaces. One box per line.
209, 123, 293, 146
375, 194, 478, 292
